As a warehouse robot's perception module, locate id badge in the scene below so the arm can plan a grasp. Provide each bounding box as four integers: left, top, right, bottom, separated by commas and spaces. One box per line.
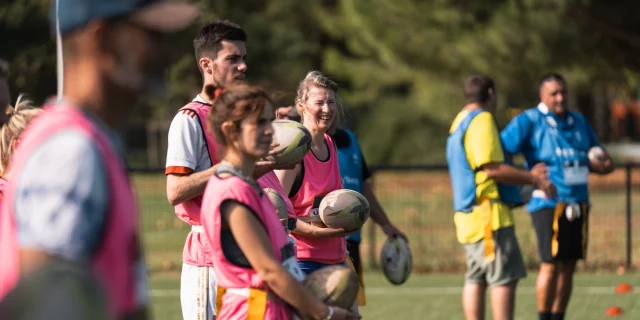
563, 164, 588, 185
281, 243, 305, 281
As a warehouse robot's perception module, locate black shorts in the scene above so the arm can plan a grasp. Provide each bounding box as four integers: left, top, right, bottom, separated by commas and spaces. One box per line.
346, 240, 362, 276
531, 204, 589, 263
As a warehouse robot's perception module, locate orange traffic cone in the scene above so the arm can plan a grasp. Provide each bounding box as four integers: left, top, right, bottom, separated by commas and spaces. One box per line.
605, 306, 624, 317
615, 283, 633, 294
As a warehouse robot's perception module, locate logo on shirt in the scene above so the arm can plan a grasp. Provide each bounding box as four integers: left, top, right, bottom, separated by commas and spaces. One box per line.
343, 176, 360, 188
352, 153, 359, 165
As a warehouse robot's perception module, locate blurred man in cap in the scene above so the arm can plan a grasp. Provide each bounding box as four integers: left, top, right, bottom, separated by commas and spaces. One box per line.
0, 1, 199, 319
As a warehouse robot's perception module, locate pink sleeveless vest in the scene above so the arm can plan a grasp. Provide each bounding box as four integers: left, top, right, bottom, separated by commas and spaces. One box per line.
175, 101, 220, 267
0, 105, 145, 317
290, 134, 345, 264
202, 175, 291, 320
258, 171, 295, 220
0, 178, 19, 301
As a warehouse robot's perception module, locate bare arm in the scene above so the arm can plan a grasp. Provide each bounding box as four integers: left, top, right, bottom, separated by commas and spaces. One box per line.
482, 162, 537, 185
274, 164, 300, 197
482, 162, 556, 199
224, 202, 356, 320
291, 219, 358, 238
166, 164, 220, 206
361, 181, 407, 240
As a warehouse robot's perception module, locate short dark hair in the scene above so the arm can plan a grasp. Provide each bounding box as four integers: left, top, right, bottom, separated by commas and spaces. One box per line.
538, 73, 565, 91
463, 75, 494, 104
193, 20, 246, 72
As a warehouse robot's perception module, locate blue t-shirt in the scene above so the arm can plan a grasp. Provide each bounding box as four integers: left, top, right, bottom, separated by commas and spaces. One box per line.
500, 103, 601, 212
332, 129, 371, 243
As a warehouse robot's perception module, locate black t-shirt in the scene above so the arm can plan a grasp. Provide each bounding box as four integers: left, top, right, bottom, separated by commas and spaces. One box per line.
330, 128, 372, 181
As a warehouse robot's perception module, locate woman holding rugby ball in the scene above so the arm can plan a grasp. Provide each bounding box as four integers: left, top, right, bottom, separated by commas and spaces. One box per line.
200, 84, 357, 320
275, 71, 357, 275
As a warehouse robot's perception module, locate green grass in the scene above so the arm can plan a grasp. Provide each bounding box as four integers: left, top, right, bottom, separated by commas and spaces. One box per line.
134, 169, 640, 318
148, 271, 640, 320
133, 169, 640, 272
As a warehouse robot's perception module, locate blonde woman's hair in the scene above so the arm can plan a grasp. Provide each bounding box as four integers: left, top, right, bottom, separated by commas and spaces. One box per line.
0, 96, 42, 176
295, 71, 345, 130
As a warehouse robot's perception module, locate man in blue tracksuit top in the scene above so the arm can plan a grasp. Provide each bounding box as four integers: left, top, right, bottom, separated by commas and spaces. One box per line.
500, 74, 614, 320
330, 127, 407, 301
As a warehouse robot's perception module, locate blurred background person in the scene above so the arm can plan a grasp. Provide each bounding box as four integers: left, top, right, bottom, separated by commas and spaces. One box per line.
0, 1, 199, 320
329, 123, 407, 306
447, 75, 554, 320
0, 98, 42, 301
501, 73, 614, 320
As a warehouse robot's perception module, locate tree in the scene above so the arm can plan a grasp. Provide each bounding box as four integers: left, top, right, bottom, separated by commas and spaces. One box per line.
313, 0, 640, 163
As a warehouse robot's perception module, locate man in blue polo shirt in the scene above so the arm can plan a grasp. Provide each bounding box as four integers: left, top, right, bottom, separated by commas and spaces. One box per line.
501, 74, 614, 320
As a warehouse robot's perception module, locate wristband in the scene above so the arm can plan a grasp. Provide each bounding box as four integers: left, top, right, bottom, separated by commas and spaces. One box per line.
287, 218, 297, 232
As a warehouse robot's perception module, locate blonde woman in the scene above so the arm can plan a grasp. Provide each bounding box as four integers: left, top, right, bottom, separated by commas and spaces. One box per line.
275, 71, 356, 275
0, 97, 42, 182
0, 96, 42, 300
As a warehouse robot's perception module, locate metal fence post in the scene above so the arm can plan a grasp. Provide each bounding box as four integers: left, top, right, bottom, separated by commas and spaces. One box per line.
369, 170, 378, 270
626, 164, 632, 269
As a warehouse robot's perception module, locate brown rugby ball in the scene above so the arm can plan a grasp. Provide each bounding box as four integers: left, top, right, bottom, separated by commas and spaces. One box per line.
302, 265, 359, 309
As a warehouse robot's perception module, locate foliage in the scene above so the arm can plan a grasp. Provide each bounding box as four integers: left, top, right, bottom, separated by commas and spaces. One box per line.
1, 0, 639, 164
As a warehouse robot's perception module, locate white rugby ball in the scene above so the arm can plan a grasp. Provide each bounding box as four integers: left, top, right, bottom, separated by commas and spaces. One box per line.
380, 236, 412, 285
319, 189, 370, 230
588, 146, 605, 162
264, 120, 312, 166
263, 188, 288, 226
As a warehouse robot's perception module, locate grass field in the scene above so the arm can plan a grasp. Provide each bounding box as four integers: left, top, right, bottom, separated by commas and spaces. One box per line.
148, 271, 640, 320
133, 168, 640, 319
134, 168, 640, 273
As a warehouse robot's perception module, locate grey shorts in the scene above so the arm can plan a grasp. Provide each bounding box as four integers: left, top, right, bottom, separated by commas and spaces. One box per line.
463, 227, 527, 287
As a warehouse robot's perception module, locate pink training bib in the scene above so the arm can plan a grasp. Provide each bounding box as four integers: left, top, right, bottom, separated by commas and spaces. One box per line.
175, 101, 220, 267
0, 104, 145, 318
202, 174, 294, 319
290, 134, 345, 264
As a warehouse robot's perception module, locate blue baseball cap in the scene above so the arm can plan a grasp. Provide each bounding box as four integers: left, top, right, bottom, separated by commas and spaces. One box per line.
51, 0, 200, 35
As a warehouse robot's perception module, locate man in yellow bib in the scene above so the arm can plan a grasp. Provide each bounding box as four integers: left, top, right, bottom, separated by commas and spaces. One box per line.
446, 75, 555, 320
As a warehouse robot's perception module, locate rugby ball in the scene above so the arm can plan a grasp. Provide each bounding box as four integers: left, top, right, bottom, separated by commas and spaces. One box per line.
264, 120, 312, 166
319, 189, 370, 230
588, 146, 605, 162
302, 265, 359, 309
380, 236, 412, 285
263, 188, 288, 226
